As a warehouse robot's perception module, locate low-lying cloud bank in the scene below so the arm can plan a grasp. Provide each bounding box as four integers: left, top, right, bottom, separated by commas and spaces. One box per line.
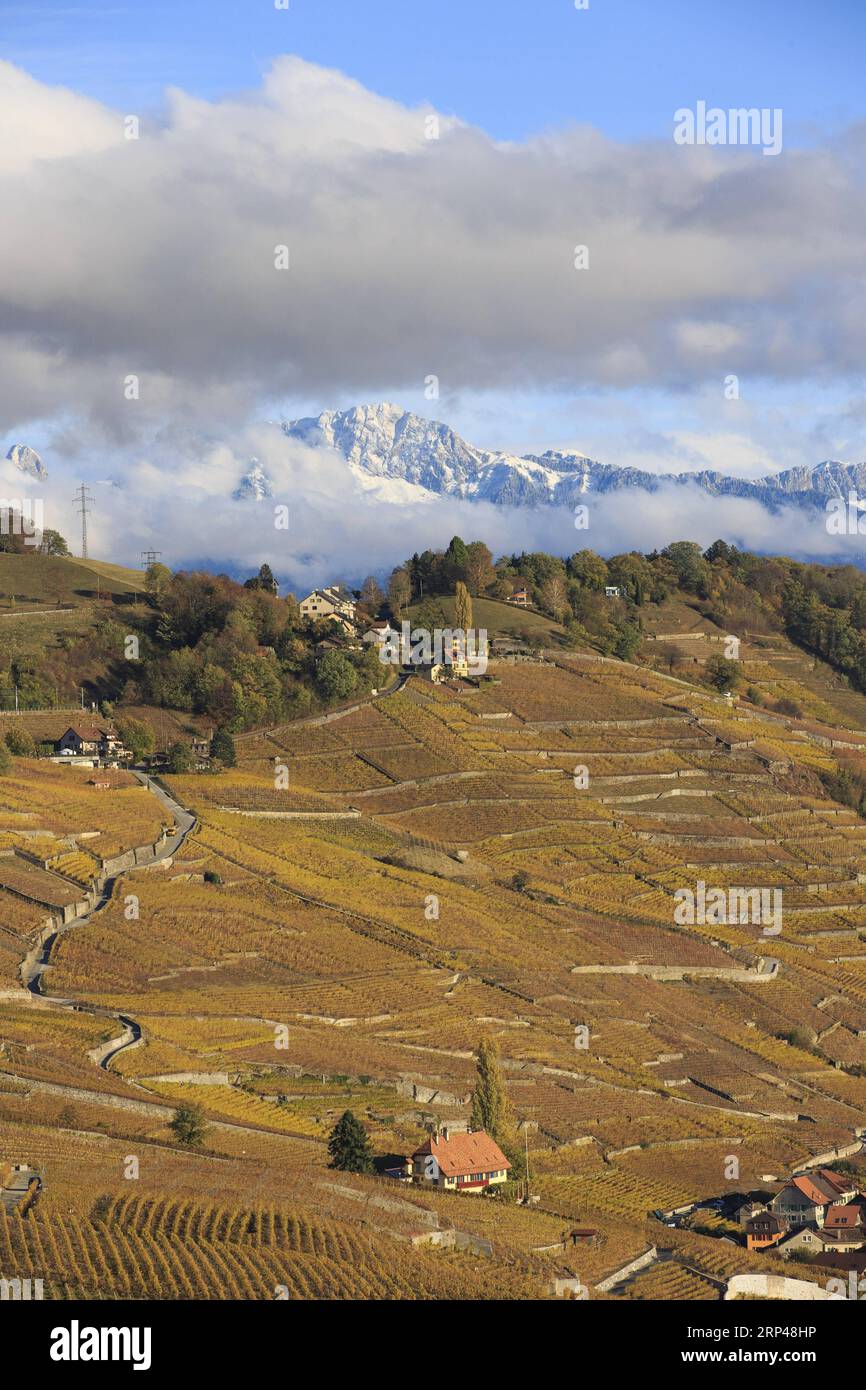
3, 430, 863, 589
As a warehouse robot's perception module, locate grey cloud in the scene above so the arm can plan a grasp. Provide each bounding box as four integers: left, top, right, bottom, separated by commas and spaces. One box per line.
1, 57, 866, 443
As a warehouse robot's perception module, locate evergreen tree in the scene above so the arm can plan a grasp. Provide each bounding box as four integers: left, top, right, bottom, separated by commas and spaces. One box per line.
327, 1110, 374, 1173
444, 535, 469, 586
470, 1036, 511, 1138
244, 564, 279, 595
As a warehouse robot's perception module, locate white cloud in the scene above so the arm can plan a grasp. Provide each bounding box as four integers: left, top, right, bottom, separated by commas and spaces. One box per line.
1, 55, 865, 445
17, 425, 857, 589
0, 60, 120, 174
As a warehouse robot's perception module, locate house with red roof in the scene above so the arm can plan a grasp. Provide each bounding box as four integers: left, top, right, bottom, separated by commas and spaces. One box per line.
824, 1199, 866, 1233
771, 1169, 858, 1230
409, 1127, 511, 1193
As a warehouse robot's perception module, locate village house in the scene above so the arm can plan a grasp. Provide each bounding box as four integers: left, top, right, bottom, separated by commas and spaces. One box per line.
56, 724, 129, 763
408, 1127, 510, 1193
824, 1199, 866, 1233
745, 1211, 784, 1252
505, 585, 531, 608
771, 1170, 856, 1229
777, 1223, 865, 1258
142, 730, 212, 772
299, 585, 357, 627
604, 585, 622, 599
736, 1194, 773, 1226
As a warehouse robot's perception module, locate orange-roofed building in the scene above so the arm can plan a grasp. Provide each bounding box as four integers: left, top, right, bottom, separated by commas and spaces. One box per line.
824, 1200, 866, 1232
772, 1170, 859, 1229
410, 1127, 510, 1193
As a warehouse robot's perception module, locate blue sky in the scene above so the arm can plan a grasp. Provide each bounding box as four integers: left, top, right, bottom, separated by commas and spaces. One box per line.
5, 0, 865, 145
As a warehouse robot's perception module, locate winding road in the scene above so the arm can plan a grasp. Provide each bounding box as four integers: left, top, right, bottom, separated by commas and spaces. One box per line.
18, 772, 197, 1071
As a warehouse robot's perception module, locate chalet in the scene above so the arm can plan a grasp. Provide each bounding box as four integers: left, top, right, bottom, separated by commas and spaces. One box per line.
506, 586, 530, 608
745, 1211, 784, 1251
300, 585, 357, 626
56, 724, 129, 763
409, 1128, 510, 1193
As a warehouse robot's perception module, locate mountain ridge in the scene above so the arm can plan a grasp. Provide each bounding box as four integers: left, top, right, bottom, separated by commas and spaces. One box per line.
231, 402, 864, 515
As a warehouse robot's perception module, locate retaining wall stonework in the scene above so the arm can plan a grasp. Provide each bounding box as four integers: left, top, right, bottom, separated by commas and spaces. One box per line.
595, 1246, 658, 1293
725, 1274, 842, 1301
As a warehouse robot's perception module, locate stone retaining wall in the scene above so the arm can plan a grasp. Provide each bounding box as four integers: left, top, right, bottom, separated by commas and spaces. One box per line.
725, 1273, 842, 1301
595, 1245, 657, 1293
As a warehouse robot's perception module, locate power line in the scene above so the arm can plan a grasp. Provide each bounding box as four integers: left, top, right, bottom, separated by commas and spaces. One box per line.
72, 484, 94, 560
141, 549, 162, 569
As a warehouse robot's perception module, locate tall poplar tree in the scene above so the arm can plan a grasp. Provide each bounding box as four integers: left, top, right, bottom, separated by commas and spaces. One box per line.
470, 1036, 510, 1137
454, 581, 473, 634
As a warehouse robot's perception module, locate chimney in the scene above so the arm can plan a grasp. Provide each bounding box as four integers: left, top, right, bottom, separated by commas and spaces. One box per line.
441, 1126, 450, 1143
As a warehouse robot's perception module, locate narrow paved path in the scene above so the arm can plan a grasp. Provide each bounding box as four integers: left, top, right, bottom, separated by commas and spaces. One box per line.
18, 773, 197, 1073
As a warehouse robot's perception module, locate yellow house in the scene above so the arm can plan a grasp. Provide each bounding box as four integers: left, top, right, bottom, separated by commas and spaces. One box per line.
410, 1128, 511, 1193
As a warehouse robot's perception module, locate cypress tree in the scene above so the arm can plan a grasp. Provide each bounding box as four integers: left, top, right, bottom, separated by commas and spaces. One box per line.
470, 1036, 511, 1138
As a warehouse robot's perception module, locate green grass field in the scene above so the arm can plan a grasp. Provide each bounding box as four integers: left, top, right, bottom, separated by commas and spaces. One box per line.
0, 553, 144, 609
407, 594, 563, 640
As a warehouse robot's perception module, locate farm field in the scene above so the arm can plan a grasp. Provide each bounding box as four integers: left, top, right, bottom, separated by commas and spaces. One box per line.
4, 658, 866, 1300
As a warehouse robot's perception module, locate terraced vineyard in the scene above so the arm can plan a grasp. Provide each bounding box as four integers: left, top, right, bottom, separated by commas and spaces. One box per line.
5, 657, 866, 1300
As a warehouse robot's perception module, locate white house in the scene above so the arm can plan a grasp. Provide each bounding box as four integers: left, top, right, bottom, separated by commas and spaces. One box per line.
299, 585, 357, 626
56, 724, 129, 762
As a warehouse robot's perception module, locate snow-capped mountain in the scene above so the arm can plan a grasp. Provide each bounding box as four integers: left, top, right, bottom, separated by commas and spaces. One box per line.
6, 444, 47, 480
280, 403, 866, 513
234, 458, 273, 501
